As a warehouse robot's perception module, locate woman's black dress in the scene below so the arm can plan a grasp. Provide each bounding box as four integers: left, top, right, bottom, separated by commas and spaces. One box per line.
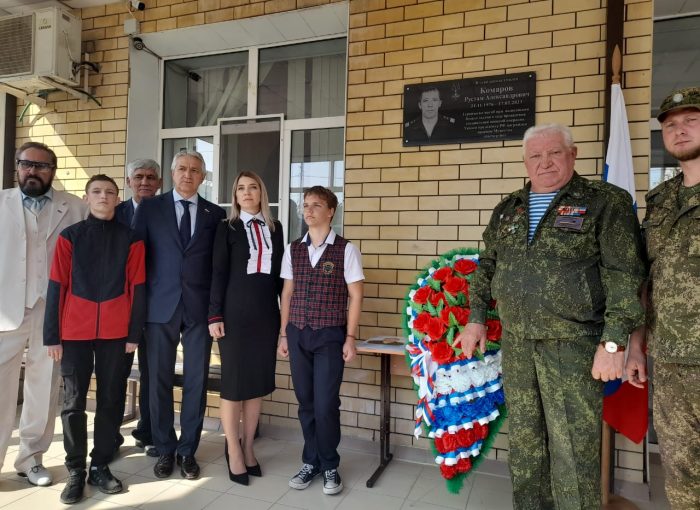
209, 218, 283, 401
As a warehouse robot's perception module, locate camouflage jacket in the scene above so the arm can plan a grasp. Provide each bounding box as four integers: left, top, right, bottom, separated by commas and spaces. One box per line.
469, 173, 646, 344
643, 173, 700, 364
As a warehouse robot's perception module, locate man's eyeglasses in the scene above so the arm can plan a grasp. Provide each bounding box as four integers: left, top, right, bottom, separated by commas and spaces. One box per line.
16, 159, 55, 172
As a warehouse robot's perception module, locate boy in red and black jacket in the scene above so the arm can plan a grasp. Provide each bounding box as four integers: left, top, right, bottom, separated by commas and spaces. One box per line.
44, 175, 145, 505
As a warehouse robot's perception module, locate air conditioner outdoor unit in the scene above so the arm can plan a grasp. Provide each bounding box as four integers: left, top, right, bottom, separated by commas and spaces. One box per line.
0, 7, 81, 94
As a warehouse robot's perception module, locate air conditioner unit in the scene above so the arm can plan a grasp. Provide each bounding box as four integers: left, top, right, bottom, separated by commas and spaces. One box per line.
0, 7, 81, 94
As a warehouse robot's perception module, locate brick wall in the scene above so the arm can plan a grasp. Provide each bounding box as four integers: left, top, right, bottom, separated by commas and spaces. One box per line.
14, 0, 653, 482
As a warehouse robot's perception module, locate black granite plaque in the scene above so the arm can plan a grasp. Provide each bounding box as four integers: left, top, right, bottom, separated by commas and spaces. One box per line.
403, 72, 536, 146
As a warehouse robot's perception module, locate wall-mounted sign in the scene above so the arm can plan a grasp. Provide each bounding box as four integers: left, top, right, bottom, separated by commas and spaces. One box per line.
403, 72, 536, 147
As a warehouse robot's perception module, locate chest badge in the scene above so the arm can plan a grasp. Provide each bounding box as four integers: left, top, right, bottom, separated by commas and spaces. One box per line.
557, 205, 587, 216
322, 261, 335, 275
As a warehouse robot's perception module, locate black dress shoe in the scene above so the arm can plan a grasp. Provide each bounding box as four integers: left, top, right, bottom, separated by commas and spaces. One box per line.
246, 464, 262, 477
177, 454, 200, 480
153, 453, 175, 478
60, 469, 86, 505
87, 465, 123, 494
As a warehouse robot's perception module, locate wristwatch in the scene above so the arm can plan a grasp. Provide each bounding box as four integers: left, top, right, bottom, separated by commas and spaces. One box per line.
601, 341, 626, 353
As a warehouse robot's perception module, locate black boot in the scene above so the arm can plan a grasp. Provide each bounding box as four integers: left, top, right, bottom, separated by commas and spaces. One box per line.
60, 469, 86, 505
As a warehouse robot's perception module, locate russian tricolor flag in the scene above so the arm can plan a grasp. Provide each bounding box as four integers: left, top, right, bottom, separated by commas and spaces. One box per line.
602, 83, 648, 444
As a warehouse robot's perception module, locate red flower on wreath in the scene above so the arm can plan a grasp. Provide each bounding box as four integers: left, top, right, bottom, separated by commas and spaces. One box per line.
440, 306, 470, 326
428, 291, 447, 307
457, 427, 476, 448
440, 463, 456, 479
456, 458, 472, 474
412, 312, 431, 333
426, 316, 446, 340
433, 267, 453, 282
473, 422, 489, 440
429, 342, 454, 364
413, 286, 431, 305
443, 276, 466, 295
486, 319, 502, 341
454, 259, 478, 275
441, 433, 459, 452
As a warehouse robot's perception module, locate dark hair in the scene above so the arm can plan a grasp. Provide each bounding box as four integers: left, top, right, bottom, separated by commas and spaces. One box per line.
85, 174, 118, 193
420, 87, 440, 100
15, 141, 57, 168
303, 186, 338, 211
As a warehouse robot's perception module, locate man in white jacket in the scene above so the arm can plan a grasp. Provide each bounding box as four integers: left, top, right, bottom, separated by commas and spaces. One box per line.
0, 142, 86, 486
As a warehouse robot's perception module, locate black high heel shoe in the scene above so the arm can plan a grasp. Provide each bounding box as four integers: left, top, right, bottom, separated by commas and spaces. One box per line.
224, 438, 249, 485
246, 463, 262, 477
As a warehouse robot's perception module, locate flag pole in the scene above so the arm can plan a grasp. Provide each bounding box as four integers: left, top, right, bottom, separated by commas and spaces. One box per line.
600, 43, 640, 510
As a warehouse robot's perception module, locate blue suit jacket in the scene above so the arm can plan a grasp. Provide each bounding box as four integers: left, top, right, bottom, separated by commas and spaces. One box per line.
115, 199, 135, 227
133, 191, 226, 324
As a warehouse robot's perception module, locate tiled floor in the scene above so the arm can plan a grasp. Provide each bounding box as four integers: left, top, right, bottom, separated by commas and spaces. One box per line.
1, 413, 671, 510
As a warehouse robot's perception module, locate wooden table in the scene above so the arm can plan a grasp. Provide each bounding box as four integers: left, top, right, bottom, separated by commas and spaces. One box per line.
357, 336, 409, 488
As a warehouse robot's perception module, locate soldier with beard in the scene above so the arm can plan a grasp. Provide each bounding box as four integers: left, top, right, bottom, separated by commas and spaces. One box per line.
626, 87, 700, 509
0, 142, 86, 487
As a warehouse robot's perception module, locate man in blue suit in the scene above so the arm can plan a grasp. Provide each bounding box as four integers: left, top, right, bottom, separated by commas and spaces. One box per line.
113, 159, 162, 458
133, 150, 225, 480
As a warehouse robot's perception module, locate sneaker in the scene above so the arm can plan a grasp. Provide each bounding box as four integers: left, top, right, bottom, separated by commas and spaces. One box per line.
60, 469, 86, 505
322, 468, 343, 495
87, 464, 123, 494
288, 463, 320, 490
18, 464, 52, 486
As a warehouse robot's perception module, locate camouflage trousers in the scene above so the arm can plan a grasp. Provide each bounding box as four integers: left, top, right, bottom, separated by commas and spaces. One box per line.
501, 335, 603, 510
652, 362, 700, 510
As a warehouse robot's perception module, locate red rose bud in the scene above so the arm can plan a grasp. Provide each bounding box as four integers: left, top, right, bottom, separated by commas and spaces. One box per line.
473, 422, 489, 440
426, 316, 447, 341
432, 267, 453, 281
456, 458, 472, 474
443, 276, 466, 295
434, 435, 447, 453
454, 259, 477, 275
428, 291, 446, 307
412, 312, 431, 333
486, 319, 502, 341
413, 286, 431, 305
429, 341, 454, 364
440, 463, 457, 479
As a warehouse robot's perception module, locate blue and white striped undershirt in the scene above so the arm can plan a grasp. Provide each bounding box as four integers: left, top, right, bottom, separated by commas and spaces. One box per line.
528, 191, 558, 242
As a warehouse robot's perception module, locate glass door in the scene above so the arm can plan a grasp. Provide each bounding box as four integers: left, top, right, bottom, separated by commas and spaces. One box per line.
217, 115, 284, 220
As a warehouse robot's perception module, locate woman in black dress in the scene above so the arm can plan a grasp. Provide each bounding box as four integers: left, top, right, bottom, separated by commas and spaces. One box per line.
208, 171, 283, 485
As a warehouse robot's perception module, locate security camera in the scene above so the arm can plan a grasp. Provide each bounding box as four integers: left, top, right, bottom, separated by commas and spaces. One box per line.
130, 0, 145, 10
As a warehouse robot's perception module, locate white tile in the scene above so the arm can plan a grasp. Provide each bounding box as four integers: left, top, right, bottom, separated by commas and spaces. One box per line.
407, 476, 471, 510
203, 492, 273, 510
0, 477, 41, 506
466, 488, 513, 510
181, 462, 237, 493
277, 483, 345, 509
401, 501, 460, 510
139, 483, 221, 510
0, 488, 134, 509
226, 473, 292, 502
335, 489, 404, 510
89, 474, 172, 507
353, 461, 422, 499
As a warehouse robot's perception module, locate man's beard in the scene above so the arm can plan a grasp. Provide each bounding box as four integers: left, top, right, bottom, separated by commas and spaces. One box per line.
19, 175, 52, 197
669, 144, 700, 162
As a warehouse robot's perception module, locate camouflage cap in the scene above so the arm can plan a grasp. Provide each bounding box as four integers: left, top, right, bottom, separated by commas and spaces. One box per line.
657, 86, 700, 121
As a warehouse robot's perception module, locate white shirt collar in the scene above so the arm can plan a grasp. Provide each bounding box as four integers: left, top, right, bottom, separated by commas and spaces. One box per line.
240, 210, 265, 224
172, 189, 199, 205
302, 229, 336, 247
131, 197, 140, 210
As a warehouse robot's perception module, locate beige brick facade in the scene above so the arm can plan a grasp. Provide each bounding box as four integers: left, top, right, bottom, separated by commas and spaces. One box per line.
13, 0, 652, 484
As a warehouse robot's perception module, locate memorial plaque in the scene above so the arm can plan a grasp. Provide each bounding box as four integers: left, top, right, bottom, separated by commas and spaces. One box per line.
403, 72, 536, 147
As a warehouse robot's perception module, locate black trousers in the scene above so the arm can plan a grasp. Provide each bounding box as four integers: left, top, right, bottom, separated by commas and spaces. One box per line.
61, 339, 126, 470
287, 324, 345, 471
146, 300, 212, 457
117, 335, 151, 443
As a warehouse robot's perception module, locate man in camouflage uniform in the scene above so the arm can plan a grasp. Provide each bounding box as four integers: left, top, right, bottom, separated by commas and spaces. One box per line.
456, 124, 646, 510
625, 87, 700, 510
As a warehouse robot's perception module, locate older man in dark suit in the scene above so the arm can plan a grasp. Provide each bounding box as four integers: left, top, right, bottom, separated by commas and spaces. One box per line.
133, 150, 225, 480
113, 159, 162, 458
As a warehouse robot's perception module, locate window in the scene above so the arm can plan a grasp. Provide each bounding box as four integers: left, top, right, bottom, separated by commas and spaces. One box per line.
163, 52, 248, 128
258, 39, 346, 120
